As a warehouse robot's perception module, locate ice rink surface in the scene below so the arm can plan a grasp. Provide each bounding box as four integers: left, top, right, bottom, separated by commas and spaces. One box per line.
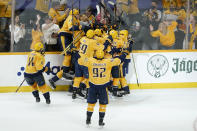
1, 88, 197, 131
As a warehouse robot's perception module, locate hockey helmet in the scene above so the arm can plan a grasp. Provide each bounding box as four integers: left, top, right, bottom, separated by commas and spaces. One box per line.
109, 30, 118, 39
34, 42, 44, 52
86, 29, 95, 39
94, 29, 102, 36
119, 30, 128, 38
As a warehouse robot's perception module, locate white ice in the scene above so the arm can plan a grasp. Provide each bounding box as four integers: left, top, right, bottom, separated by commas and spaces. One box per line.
1, 88, 197, 131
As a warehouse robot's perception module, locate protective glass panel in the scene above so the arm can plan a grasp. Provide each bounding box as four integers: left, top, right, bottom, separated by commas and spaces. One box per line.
1, 0, 196, 52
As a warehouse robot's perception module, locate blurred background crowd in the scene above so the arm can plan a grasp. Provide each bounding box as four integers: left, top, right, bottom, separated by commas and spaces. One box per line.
0, 0, 197, 52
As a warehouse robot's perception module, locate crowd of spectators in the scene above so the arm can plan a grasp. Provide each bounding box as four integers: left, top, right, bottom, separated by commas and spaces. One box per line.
0, 0, 197, 52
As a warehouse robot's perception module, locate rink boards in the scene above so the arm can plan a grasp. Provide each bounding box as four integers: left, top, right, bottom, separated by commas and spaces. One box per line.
0, 50, 197, 92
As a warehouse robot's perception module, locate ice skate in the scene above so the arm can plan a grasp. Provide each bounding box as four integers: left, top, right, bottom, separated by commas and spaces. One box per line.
36, 97, 40, 102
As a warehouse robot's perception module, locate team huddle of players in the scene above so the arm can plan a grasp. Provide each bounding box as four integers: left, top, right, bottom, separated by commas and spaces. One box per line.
24, 8, 133, 127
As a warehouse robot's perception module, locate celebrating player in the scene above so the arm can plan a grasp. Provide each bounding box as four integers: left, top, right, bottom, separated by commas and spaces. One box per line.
78, 49, 129, 127
24, 42, 51, 104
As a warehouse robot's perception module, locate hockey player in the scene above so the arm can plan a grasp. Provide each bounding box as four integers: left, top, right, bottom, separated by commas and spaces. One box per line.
58, 9, 80, 79
94, 29, 105, 44
24, 42, 51, 104
118, 30, 133, 95
48, 9, 86, 89
78, 49, 129, 127
94, 28, 113, 55
109, 29, 124, 97
72, 29, 104, 99
109, 29, 133, 96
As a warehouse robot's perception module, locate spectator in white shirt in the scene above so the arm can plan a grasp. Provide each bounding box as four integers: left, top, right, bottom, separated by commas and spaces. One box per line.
9, 15, 26, 52
42, 16, 60, 51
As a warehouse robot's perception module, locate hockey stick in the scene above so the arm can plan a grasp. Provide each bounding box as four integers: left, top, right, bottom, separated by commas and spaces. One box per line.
131, 53, 140, 87
60, 30, 84, 55
16, 79, 25, 92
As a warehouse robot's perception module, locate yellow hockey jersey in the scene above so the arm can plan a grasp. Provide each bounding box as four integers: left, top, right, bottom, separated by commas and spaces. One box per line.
30, 29, 43, 50
0, 0, 12, 17
119, 36, 131, 59
59, 15, 79, 34
79, 36, 104, 58
98, 33, 112, 58
78, 57, 121, 85
25, 51, 45, 74
151, 21, 177, 47
94, 36, 106, 44
112, 38, 124, 49
48, 8, 67, 25
112, 38, 124, 57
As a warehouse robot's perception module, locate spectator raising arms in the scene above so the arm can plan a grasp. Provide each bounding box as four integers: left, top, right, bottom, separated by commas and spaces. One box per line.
48, 1, 69, 26
30, 14, 43, 50
150, 20, 177, 50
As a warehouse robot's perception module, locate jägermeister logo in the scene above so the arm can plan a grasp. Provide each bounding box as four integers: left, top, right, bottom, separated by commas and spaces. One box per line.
147, 54, 169, 78
172, 58, 197, 73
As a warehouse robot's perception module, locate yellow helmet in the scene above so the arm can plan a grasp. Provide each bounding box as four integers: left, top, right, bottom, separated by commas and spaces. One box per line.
119, 30, 128, 38
86, 29, 94, 39
95, 50, 104, 59
94, 29, 102, 36
109, 30, 118, 39
34, 42, 44, 52
69, 9, 79, 16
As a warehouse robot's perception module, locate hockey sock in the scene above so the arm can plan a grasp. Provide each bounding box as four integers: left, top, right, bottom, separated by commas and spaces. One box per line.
87, 111, 93, 119
120, 77, 128, 87
51, 76, 59, 82
79, 82, 86, 90
32, 90, 39, 98
43, 92, 50, 104
87, 103, 95, 118
123, 86, 130, 93
62, 66, 70, 73
99, 104, 106, 119
99, 104, 106, 126
43, 92, 50, 100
